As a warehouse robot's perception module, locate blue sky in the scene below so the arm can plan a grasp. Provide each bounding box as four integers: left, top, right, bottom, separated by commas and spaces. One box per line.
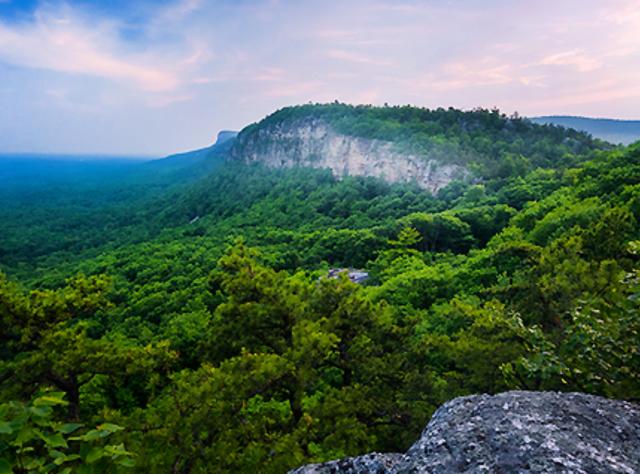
1, 0, 639, 155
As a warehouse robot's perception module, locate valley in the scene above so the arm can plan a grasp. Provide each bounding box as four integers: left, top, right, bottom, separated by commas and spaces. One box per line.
1, 104, 639, 473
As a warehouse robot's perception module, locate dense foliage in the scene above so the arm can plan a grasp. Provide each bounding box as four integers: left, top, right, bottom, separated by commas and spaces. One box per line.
1, 105, 638, 472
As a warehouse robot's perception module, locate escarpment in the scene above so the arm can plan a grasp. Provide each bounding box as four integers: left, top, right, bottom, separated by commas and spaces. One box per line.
229, 119, 469, 193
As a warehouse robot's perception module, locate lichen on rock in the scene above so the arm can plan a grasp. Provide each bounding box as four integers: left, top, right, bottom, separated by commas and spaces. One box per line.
290, 391, 640, 473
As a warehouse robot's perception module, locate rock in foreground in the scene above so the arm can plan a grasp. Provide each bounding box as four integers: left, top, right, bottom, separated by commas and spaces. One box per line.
291, 453, 404, 473
290, 391, 640, 473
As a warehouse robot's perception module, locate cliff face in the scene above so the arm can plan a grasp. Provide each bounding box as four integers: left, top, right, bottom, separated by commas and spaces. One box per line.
290, 391, 640, 474
229, 120, 468, 193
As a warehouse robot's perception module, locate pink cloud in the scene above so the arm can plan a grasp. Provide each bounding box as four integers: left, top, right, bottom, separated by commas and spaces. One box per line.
326, 49, 392, 67
0, 7, 180, 92
538, 50, 602, 72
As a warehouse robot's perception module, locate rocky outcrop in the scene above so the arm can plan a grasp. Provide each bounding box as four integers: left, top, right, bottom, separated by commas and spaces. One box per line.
327, 268, 369, 284
290, 391, 640, 473
230, 120, 468, 193
292, 453, 405, 473
215, 130, 238, 145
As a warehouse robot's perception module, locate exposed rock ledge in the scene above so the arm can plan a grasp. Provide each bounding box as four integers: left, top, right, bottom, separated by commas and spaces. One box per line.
289, 391, 640, 473
230, 120, 468, 194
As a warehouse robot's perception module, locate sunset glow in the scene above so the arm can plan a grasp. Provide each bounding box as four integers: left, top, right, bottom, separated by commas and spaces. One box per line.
1, 0, 638, 154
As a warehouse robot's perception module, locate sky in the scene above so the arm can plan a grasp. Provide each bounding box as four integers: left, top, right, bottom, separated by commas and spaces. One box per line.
0, 0, 639, 156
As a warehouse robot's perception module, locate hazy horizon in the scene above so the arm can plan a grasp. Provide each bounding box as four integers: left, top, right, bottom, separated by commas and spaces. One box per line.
0, 152, 158, 160
1, 110, 640, 158
2, 0, 640, 156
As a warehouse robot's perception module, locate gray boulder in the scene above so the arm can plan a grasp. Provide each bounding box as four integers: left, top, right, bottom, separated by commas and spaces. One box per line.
290, 391, 640, 473
289, 453, 404, 474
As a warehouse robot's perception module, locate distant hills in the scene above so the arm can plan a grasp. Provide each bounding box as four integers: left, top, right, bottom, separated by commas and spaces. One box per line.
530, 116, 640, 145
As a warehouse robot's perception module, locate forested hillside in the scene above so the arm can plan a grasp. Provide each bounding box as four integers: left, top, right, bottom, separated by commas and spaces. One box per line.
233, 104, 606, 183
1, 105, 638, 473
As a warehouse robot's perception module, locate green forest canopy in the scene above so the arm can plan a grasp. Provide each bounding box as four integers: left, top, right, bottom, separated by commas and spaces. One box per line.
0, 105, 638, 473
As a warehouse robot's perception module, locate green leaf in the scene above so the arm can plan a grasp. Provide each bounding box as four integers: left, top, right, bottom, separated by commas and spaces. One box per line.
71, 429, 102, 441
97, 423, 124, 433
116, 457, 135, 467
51, 453, 80, 466
85, 446, 105, 464
77, 464, 91, 474
49, 449, 65, 459
33, 393, 68, 407
0, 422, 14, 434
22, 458, 43, 470
14, 426, 35, 445
58, 423, 83, 434
39, 432, 68, 449
29, 406, 52, 419
0, 459, 12, 474
104, 443, 132, 456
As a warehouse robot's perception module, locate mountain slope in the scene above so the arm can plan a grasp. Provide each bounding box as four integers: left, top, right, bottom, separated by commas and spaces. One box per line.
1, 104, 639, 473
140, 132, 233, 181
0, 105, 612, 276
531, 116, 640, 145
0, 133, 237, 272
230, 104, 606, 192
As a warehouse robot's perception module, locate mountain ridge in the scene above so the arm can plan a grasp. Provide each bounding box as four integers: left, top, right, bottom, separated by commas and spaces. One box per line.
224, 104, 605, 192
530, 115, 640, 145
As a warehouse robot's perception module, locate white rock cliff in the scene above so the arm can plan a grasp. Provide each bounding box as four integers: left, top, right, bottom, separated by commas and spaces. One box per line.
230, 120, 468, 193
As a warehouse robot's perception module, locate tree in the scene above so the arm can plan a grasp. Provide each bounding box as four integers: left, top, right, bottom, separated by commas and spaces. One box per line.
503, 243, 640, 399
0, 273, 176, 420
397, 212, 474, 253
149, 242, 420, 472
